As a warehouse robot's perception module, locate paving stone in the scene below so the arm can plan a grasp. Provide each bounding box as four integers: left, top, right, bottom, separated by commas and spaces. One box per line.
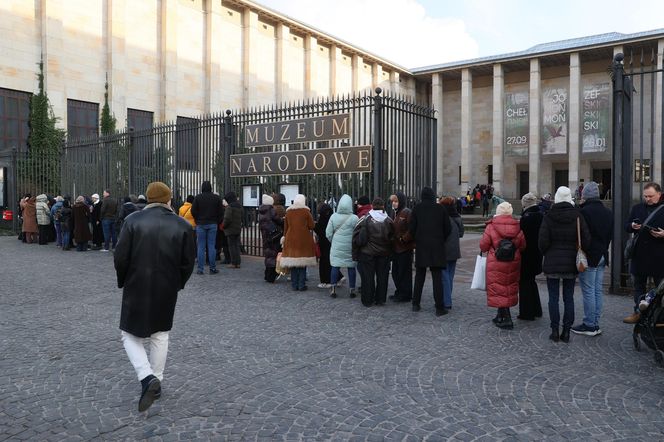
2, 235, 664, 439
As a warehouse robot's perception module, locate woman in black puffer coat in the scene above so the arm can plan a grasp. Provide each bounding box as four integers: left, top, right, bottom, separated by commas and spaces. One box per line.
539, 186, 590, 343
258, 194, 283, 283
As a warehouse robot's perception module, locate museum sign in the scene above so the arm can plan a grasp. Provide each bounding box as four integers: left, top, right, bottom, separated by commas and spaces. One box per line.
231, 113, 372, 176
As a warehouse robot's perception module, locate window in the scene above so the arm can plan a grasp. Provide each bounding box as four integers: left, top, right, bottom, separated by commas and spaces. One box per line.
634, 159, 651, 182
127, 108, 153, 132
0, 88, 31, 153
176, 116, 199, 171
67, 99, 99, 140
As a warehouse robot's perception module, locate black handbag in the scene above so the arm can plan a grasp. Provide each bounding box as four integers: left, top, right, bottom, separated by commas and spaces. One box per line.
267, 226, 283, 244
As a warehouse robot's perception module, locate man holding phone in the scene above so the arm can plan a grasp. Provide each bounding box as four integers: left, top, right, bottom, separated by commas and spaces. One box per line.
624, 182, 664, 323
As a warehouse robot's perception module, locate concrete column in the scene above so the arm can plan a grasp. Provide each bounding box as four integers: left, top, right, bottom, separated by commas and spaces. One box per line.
460, 68, 473, 193
389, 71, 400, 96
529, 59, 541, 195
205, 0, 223, 113
107, 0, 127, 128
351, 54, 362, 93
654, 39, 664, 184
160, 0, 178, 121
40, 0, 66, 127
304, 35, 317, 99
568, 53, 581, 191
275, 23, 290, 103
492, 64, 504, 196
371, 63, 382, 91
432, 73, 444, 194
241, 8, 259, 108
329, 45, 341, 97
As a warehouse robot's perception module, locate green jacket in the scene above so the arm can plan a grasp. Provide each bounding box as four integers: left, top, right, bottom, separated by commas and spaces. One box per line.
223, 203, 243, 236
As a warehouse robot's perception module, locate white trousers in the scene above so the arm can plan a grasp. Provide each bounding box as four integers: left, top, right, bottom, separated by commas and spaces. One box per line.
121, 331, 169, 381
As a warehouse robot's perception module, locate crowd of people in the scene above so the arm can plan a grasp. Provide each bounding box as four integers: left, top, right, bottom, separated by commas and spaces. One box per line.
15, 178, 664, 412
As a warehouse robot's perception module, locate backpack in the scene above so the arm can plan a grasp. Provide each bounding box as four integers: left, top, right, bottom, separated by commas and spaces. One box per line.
495, 238, 516, 261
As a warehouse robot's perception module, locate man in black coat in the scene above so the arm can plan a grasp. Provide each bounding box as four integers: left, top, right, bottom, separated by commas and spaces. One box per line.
623, 182, 664, 323
518, 192, 543, 320
191, 181, 224, 274
114, 182, 196, 412
409, 186, 451, 317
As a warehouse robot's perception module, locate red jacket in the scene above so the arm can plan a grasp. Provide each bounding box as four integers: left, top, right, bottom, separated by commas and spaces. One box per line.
480, 215, 526, 308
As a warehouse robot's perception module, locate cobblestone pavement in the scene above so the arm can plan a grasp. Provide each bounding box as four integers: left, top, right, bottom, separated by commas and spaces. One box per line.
2, 233, 664, 441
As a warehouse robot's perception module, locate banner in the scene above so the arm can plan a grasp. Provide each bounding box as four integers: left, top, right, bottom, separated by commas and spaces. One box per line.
541, 88, 568, 154
582, 83, 610, 153
504, 92, 529, 156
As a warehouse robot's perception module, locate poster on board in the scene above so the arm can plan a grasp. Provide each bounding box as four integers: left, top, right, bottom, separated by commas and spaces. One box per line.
504, 92, 529, 156
241, 184, 261, 207
279, 183, 300, 207
582, 83, 610, 153
541, 87, 568, 155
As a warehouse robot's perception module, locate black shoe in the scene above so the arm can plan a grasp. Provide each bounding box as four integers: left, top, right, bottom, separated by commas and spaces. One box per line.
330, 286, 337, 298
196, 270, 204, 275
349, 288, 357, 298
517, 315, 535, 321
549, 328, 560, 342
375, 301, 385, 306
495, 317, 513, 329
412, 304, 421, 312
209, 268, 219, 274
299, 286, 308, 291
560, 328, 571, 343
138, 375, 161, 412
492, 313, 501, 324
435, 308, 449, 317
154, 385, 162, 400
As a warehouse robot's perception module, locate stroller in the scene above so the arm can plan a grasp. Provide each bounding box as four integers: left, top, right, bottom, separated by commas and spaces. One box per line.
633, 279, 664, 367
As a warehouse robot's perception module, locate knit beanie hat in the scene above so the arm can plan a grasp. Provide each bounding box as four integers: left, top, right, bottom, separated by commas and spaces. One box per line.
262, 194, 274, 205
357, 195, 370, 206
582, 181, 600, 199
554, 186, 573, 205
293, 194, 306, 206
146, 181, 172, 204
496, 201, 513, 216
521, 192, 538, 210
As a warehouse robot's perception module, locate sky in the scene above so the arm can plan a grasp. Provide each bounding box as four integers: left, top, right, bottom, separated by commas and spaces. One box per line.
257, 0, 664, 69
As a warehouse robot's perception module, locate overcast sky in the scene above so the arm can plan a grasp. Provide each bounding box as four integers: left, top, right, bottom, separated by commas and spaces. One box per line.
258, 0, 664, 69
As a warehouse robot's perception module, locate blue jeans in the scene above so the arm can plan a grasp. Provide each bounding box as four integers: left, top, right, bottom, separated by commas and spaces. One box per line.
546, 277, 576, 329
578, 256, 605, 328
62, 231, 70, 249
54, 222, 62, 246
291, 267, 307, 290
331, 266, 356, 288
442, 260, 457, 309
102, 219, 117, 250
196, 224, 218, 272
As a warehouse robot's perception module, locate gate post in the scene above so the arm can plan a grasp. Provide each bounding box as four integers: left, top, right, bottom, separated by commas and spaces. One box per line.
610, 53, 632, 292
223, 110, 233, 194
373, 87, 383, 198
11, 147, 18, 232
127, 127, 134, 196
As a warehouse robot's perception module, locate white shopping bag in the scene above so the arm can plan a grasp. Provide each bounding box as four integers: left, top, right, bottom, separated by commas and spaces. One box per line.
470, 253, 487, 291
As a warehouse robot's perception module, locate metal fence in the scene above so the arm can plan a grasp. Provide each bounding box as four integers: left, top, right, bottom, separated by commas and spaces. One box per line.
611, 50, 664, 291
8, 89, 437, 255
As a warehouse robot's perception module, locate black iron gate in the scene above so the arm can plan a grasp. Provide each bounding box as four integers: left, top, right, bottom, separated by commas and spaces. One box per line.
611, 51, 664, 291
12, 89, 436, 256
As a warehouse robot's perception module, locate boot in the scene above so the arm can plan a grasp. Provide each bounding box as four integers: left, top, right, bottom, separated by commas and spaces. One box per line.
560, 327, 571, 343
549, 327, 560, 342
349, 288, 356, 298
330, 285, 337, 298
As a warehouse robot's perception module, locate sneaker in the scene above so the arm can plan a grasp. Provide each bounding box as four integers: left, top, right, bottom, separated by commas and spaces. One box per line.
138, 375, 161, 412
349, 288, 357, 298
594, 326, 602, 336
209, 268, 219, 274
196, 270, 204, 275
623, 312, 641, 324
338, 276, 346, 286
317, 283, 331, 289
571, 323, 600, 336
100, 248, 109, 252
639, 300, 651, 312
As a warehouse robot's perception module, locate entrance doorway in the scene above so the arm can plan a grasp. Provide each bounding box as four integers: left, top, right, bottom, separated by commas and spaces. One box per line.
592, 168, 612, 199
518, 170, 529, 198
554, 169, 569, 191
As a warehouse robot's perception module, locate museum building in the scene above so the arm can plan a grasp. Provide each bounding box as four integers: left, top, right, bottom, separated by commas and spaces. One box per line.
0, 0, 663, 201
